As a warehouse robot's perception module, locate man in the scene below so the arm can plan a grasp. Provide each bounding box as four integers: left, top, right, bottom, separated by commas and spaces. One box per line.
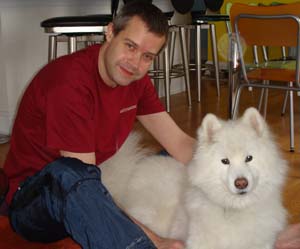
3, 1, 193, 249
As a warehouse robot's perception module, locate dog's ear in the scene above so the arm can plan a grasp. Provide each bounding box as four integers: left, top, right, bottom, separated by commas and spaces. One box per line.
198, 113, 222, 144
241, 107, 266, 137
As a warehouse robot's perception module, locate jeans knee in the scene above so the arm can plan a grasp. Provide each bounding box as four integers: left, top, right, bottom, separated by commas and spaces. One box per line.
46, 157, 101, 194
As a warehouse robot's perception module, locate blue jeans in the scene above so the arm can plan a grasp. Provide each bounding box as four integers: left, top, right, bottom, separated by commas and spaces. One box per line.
9, 157, 156, 249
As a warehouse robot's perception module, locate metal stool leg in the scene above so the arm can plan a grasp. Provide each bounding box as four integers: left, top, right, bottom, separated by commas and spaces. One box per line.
169, 29, 176, 67
209, 23, 220, 97
48, 35, 57, 62
179, 26, 191, 107
68, 36, 77, 54
163, 43, 171, 112
195, 25, 202, 102
153, 57, 160, 91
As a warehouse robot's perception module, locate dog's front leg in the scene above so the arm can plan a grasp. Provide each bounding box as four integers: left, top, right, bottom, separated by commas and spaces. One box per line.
248, 244, 272, 249
185, 222, 213, 249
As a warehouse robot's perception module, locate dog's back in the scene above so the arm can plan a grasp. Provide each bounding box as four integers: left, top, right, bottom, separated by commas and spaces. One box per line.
100, 132, 186, 237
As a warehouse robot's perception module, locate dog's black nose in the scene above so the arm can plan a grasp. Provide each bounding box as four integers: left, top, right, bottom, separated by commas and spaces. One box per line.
234, 177, 248, 190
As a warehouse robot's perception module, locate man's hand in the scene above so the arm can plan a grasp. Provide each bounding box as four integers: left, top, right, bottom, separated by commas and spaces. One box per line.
126, 211, 185, 249
155, 237, 185, 249
275, 223, 300, 249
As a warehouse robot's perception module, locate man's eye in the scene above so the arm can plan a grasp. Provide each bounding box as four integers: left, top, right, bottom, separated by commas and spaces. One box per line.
143, 54, 155, 62
126, 43, 135, 50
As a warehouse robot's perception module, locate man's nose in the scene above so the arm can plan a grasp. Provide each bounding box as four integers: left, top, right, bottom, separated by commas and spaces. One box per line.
128, 52, 141, 69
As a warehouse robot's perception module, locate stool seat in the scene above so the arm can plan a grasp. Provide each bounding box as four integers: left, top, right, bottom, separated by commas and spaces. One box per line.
191, 14, 229, 23
0, 216, 80, 249
41, 14, 112, 34
163, 11, 174, 20
41, 14, 112, 61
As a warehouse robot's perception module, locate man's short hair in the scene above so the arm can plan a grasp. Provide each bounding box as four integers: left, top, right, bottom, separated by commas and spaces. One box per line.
112, 1, 169, 40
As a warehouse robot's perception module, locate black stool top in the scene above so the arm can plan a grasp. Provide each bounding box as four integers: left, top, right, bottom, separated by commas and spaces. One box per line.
164, 11, 174, 20
192, 14, 229, 23
0, 168, 8, 206
41, 14, 113, 28
171, 0, 194, 14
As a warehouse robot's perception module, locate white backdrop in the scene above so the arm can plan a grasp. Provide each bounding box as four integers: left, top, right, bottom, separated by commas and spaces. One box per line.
0, 0, 187, 135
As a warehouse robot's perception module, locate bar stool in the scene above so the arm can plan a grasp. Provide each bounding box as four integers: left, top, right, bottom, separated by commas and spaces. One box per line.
170, 0, 227, 102
148, 12, 191, 112
41, 0, 119, 62
191, 13, 229, 101
41, 14, 112, 62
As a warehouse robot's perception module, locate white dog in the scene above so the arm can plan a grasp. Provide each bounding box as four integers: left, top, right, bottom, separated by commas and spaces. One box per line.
100, 107, 287, 249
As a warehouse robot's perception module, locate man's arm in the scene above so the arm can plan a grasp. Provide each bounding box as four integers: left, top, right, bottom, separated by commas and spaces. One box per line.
137, 111, 196, 164
275, 223, 300, 249
60, 151, 96, 165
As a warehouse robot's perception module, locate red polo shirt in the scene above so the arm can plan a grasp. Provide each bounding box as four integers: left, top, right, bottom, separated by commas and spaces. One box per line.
4, 44, 164, 204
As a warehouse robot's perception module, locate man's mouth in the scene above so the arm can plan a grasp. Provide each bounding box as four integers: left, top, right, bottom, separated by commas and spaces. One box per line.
119, 65, 134, 77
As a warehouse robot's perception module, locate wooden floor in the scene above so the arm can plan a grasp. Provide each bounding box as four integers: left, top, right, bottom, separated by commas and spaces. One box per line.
1, 73, 300, 224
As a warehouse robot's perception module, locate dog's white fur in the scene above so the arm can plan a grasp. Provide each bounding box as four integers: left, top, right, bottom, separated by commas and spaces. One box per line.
100, 107, 287, 249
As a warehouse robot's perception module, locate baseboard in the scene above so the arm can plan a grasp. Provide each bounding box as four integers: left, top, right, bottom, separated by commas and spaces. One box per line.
157, 78, 185, 98
0, 111, 14, 135
205, 61, 228, 70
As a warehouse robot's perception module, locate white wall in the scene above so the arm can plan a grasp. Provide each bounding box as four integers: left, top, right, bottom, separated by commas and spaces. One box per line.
0, 0, 188, 135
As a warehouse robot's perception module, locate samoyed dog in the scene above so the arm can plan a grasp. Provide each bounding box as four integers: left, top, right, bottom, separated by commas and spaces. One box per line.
100, 107, 287, 249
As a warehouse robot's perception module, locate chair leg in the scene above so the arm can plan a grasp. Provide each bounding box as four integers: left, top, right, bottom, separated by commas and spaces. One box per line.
209, 23, 220, 97
257, 80, 269, 118
262, 80, 269, 119
257, 88, 265, 112
232, 85, 244, 120
281, 89, 289, 116
289, 81, 295, 152
263, 88, 269, 119
228, 34, 239, 119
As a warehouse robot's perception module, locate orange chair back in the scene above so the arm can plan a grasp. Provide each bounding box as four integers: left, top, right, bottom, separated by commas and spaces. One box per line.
230, 2, 300, 47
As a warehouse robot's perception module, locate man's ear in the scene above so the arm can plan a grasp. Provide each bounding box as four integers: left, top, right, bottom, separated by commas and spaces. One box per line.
106, 23, 114, 42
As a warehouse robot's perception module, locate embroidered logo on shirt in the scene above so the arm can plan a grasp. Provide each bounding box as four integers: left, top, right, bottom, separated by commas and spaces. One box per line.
120, 105, 137, 113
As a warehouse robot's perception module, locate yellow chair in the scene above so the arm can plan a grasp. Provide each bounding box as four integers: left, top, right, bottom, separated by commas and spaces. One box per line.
229, 2, 300, 151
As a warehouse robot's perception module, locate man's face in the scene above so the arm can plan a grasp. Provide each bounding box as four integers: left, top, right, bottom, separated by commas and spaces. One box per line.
99, 16, 166, 87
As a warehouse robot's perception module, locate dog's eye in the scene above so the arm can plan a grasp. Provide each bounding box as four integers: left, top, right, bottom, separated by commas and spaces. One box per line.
221, 158, 230, 165
245, 155, 253, 163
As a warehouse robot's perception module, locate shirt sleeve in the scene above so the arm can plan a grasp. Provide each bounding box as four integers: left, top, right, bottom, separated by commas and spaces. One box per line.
45, 83, 96, 153
136, 75, 165, 115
